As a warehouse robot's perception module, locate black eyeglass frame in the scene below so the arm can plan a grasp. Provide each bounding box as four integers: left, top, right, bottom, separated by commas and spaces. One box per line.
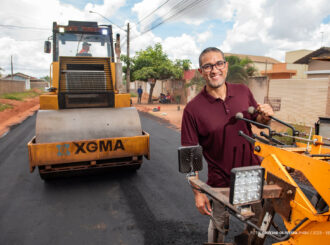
201, 60, 227, 72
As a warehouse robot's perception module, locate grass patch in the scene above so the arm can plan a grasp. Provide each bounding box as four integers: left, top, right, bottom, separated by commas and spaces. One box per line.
130, 92, 137, 97
0, 90, 42, 101
273, 123, 314, 145
0, 103, 13, 112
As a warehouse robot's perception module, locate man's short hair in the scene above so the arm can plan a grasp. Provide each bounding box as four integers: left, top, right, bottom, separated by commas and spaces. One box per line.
199, 47, 225, 67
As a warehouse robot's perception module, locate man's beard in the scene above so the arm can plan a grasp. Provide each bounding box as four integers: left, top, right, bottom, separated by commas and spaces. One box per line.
208, 79, 225, 89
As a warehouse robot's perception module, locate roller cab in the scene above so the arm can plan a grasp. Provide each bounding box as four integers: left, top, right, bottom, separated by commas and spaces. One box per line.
28, 21, 149, 179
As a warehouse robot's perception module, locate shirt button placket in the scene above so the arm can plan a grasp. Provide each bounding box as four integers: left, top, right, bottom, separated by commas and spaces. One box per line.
224, 102, 230, 114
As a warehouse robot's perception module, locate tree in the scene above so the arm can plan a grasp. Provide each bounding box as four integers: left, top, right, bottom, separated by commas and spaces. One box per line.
0, 67, 3, 78
40, 75, 50, 82
225, 55, 257, 84
121, 43, 191, 103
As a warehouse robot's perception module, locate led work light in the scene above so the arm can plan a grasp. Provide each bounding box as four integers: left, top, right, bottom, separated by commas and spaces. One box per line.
59, 27, 65, 33
102, 29, 108, 35
229, 166, 265, 205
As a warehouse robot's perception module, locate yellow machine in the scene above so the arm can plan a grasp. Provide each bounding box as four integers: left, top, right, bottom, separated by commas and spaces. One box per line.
28, 21, 149, 180
178, 112, 329, 244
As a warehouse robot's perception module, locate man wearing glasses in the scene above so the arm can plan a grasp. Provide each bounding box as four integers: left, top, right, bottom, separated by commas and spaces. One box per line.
181, 47, 273, 243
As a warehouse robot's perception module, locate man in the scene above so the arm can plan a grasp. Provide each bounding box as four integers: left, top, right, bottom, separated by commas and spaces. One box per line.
137, 86, 143, 104
77, 42, 92, 56
181, 47, 273, 243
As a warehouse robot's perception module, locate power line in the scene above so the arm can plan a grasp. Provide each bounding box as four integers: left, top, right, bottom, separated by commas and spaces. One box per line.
0, 24, 49, 31
120, 0, 213, 49
131, 0, 210, 41
89, 11, 126, 31
121, 0, 189, 45
138, 0, 189, 31
133, 0, 171, 27
121, 0, 172, 46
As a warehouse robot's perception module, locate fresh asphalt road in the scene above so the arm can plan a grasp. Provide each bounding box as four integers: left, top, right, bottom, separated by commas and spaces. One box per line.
0, 112, 281, 245
0, 112, 211, 245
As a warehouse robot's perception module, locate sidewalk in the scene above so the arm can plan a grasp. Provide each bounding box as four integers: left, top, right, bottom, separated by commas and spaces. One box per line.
132, 94, 184, 131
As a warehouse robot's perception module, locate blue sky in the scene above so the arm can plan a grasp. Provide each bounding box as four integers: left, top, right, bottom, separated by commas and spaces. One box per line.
0, 0, 329, 77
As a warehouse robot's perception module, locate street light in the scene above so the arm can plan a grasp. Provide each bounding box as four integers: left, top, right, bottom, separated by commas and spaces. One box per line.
89, 10, 126, 32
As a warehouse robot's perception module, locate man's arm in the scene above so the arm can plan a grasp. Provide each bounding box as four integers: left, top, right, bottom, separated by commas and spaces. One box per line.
191, 173, 212, 216
181, 109, 211, 215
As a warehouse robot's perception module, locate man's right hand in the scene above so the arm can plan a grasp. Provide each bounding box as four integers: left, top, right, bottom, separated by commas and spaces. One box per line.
194, 192, 212, 215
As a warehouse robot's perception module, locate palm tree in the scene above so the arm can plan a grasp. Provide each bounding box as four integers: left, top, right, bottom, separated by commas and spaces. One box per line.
225, 55, 257, 84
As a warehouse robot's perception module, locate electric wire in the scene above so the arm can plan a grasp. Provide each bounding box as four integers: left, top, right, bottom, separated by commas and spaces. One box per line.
121, 0, 191, 45
132, 0, 171, 27
0, 24, 49, 31
121, 0, 211, 48
143, 0, 209, 33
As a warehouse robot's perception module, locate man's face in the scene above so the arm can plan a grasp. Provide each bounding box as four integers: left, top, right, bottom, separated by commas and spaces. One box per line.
198, 51, 228, 89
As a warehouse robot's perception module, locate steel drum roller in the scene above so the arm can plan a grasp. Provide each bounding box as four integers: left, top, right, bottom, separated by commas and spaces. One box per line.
36, 107, 142, 143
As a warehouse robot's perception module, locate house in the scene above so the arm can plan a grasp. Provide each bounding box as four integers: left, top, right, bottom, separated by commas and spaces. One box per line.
3, 72, 32, 81
4, 72, 49, 89
260, 63, 297, 79
285, 49, 313, 63
284, 49, 312, 79
294, 47, 330, 79
224, 52, 281, 75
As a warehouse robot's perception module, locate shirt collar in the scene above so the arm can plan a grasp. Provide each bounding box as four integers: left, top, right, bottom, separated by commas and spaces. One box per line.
201, 82, 234, 103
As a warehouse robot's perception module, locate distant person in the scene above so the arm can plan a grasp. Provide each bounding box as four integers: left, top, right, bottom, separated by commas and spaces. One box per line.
159, 93, 166, 104
166, 92, 171, 104
137, 86, 143, 104
77, 42, 92, 56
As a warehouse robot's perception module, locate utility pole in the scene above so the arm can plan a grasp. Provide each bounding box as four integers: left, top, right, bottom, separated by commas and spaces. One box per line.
265, 59, 269, 103
11, 55, 13, 80
126, 22, 130, 93
321, 32, 324, 47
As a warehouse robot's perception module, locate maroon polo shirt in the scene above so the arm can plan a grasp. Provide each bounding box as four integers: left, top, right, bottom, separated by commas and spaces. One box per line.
181, 82, 260, 187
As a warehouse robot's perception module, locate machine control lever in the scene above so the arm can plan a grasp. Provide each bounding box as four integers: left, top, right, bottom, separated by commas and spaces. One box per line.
238, 130, 256, 146
248, 106, 299, 142
236, 112, 273, 138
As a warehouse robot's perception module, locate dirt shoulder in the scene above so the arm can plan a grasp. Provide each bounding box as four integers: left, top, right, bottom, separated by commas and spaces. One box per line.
133, 96, 184, 131
0, 97, 40, 137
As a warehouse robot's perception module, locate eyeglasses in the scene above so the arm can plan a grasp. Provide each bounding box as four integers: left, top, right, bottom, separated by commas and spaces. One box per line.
201, 60, 226, 72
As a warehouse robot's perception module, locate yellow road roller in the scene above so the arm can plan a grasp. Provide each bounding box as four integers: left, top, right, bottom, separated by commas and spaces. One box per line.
27, 21, 149, 180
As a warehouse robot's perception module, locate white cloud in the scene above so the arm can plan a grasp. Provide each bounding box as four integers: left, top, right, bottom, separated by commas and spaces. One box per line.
0, 0, 127, 77
162, 34, 200, 67
0, 37, 50, 77
197, 31, 212, 44
131, 0, 233, 30
85, 0, 126, 18
220, 0, 330, 61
